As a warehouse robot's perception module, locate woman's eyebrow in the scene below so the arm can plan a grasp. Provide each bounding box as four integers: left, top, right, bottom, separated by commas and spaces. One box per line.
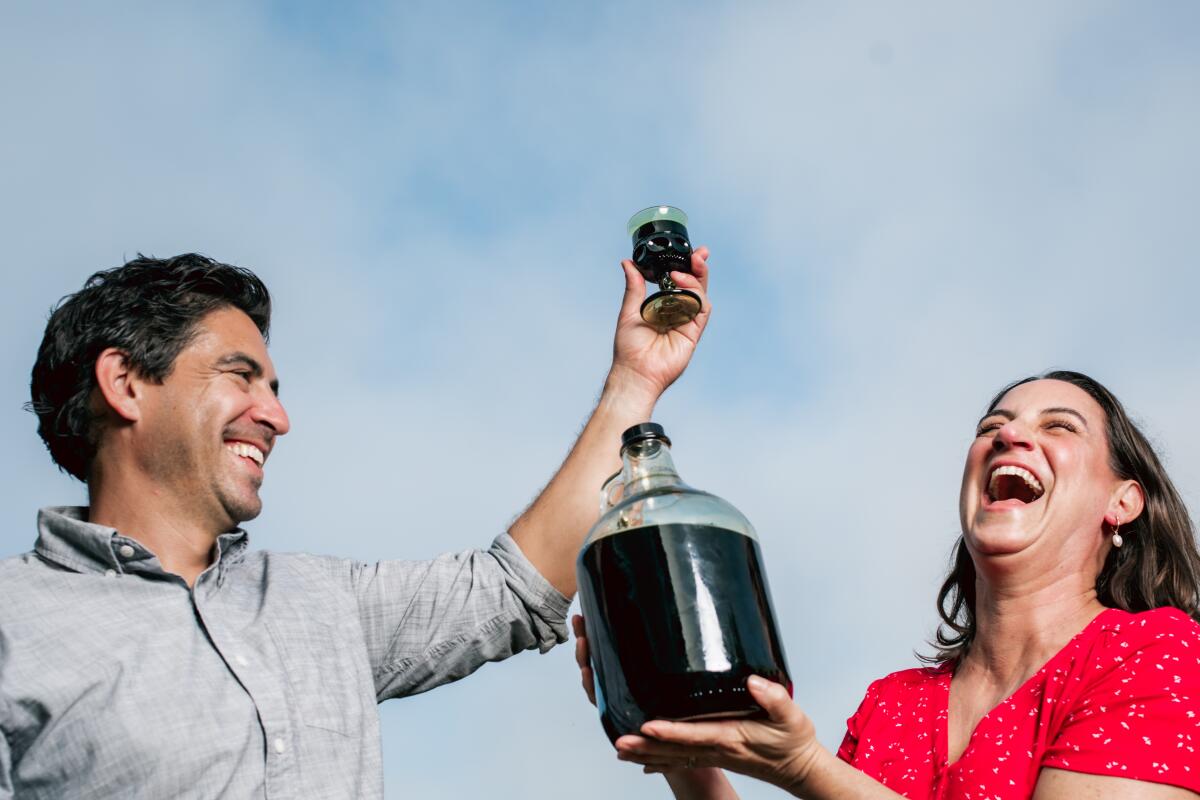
1042, 406, 1089, 429
978, 409, 1015, 426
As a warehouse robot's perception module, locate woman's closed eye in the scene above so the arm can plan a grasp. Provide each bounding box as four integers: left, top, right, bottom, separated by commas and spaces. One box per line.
976, 421, 1003, 437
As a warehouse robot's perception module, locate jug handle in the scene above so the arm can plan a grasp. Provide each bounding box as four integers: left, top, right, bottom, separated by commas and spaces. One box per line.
599, 470, 624, 514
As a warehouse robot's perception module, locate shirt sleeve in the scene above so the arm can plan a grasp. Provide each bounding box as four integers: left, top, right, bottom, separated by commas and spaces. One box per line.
0, 697, 13, 800
348, 532, 571, 701
837, 677, 884, 763
1042, 609, 1200, 792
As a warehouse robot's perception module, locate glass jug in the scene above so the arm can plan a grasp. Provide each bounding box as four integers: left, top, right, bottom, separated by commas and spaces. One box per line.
576, 423, 792, 744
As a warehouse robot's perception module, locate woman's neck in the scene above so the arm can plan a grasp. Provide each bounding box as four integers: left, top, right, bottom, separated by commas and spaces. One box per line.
965, 570, 1106, 687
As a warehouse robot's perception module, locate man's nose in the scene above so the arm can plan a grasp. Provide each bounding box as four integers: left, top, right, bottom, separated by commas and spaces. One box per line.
252, 389, 291, 437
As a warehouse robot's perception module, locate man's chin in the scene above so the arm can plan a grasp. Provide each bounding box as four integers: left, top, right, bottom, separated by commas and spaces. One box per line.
222, 495, 263, 526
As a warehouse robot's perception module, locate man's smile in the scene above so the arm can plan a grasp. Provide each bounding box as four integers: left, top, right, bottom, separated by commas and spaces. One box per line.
225, 439, 266, 471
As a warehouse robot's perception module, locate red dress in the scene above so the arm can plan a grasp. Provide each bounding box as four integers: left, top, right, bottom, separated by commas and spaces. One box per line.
837, 607, 1200, 798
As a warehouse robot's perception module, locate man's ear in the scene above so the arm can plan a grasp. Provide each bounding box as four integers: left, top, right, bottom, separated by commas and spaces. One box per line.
94, 348, 144, 423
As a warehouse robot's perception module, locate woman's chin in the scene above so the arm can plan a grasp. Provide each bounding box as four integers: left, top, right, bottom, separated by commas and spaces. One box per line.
966, 517, 1039, 556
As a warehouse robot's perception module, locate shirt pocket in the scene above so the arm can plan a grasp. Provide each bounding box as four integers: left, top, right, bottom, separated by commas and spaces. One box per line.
268, 618, 362, 737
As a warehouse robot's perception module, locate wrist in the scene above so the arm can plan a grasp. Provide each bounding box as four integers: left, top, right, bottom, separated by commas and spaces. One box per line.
780, 740, 832, 798
664, 767, 735, 800
600, 366, 659, 419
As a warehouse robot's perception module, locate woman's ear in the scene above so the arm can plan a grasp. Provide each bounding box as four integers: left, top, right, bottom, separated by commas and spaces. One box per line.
1108, 480, 1146, 528
93, 348, 142, 423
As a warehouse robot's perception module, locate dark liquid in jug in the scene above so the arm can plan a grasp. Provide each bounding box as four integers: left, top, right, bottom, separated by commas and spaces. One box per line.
578, 522, 791, 743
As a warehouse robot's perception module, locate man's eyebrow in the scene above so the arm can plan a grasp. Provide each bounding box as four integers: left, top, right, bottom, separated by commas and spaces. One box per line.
216, 352, 280, 395
1042, 406, 1089, 429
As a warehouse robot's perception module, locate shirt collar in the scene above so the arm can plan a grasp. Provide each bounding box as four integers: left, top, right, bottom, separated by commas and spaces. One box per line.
35, 506, 250, 578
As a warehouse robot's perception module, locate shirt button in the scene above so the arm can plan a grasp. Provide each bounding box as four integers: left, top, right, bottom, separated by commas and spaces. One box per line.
235, 655, 249, 667
118, 544, 135, 558
104, 569, 117, 578
273, 738, 287, 754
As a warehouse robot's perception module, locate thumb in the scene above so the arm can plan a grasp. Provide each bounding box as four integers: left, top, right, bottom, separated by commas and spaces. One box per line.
747, 675, 795, 722
619, 260, 646, 320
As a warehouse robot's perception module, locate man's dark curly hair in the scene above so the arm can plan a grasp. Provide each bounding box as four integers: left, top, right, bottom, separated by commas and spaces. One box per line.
29, 253, 272, 482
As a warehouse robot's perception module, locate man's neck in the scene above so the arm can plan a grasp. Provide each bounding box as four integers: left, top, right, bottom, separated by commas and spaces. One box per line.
88, 472, 222, 588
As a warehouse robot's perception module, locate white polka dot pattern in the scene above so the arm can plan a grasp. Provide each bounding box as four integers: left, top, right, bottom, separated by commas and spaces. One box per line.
837, 608, 1200, 798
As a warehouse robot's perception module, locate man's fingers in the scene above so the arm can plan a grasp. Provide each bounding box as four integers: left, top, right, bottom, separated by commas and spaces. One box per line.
571, 616, 588, 667
665, 272, 711, 329
619, 260, 646, 320
668, 270, 710, 307
571, 614, 597, 704
574, 634, 587, 668
690, 246, 710, 292
581, 667, 596, 705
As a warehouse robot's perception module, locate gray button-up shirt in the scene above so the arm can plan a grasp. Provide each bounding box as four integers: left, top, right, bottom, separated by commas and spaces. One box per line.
0, 507, 570, 799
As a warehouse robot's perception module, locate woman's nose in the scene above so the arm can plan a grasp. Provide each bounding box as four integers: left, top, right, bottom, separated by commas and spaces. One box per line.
992, 421, 1033, 451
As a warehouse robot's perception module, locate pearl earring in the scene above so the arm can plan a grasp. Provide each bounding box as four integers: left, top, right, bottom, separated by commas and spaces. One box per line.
1112, 519, 1123, 549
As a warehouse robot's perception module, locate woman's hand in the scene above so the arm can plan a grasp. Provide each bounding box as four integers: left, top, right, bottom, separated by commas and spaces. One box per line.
614, 676, 824, 796
572, 615, 739, 800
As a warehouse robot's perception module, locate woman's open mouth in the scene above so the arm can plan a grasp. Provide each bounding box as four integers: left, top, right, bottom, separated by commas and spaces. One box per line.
985, 464, 1045, 507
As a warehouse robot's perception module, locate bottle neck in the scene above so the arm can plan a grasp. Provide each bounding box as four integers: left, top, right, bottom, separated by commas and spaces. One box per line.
621, 438, 681, 493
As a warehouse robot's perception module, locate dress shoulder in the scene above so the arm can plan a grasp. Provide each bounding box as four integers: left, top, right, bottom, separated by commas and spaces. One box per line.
837, 663, 950, 763
874, 663, 953, 690
1083, 605, 1200, 672
1098, 605, 1200, 639
1041, 606, 1200, 792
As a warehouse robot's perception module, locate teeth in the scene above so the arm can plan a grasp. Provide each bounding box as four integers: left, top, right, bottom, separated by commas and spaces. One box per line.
226, 442, 265, 466
988, 465, 1043, 498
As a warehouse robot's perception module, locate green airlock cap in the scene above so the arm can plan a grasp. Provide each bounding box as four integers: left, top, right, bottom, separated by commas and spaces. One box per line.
626, 206, 688, 238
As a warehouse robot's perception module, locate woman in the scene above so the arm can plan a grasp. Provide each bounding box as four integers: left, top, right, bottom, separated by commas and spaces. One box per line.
574, 371, 1200, 798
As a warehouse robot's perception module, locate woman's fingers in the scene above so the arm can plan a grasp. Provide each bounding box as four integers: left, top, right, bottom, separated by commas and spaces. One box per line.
616, 735, 716, 769
640, 718, 737, 747
746, 675, 795, 722
635, 678, 794, 742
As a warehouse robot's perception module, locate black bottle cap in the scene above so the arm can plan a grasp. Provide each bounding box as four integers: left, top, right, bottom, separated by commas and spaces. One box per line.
620, 422, 671, 449
631, 218, 689, 244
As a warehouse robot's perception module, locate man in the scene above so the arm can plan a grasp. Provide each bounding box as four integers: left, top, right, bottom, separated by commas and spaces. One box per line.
0, 249, 711, 798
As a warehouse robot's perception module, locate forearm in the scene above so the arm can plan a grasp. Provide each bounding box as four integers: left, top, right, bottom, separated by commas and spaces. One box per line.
508, 367, 658, 596
665, 768, 741, 800
784, 747, 907, 800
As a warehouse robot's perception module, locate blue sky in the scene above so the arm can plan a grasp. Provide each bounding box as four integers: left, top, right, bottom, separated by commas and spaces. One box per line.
3, 2, 1199, 797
